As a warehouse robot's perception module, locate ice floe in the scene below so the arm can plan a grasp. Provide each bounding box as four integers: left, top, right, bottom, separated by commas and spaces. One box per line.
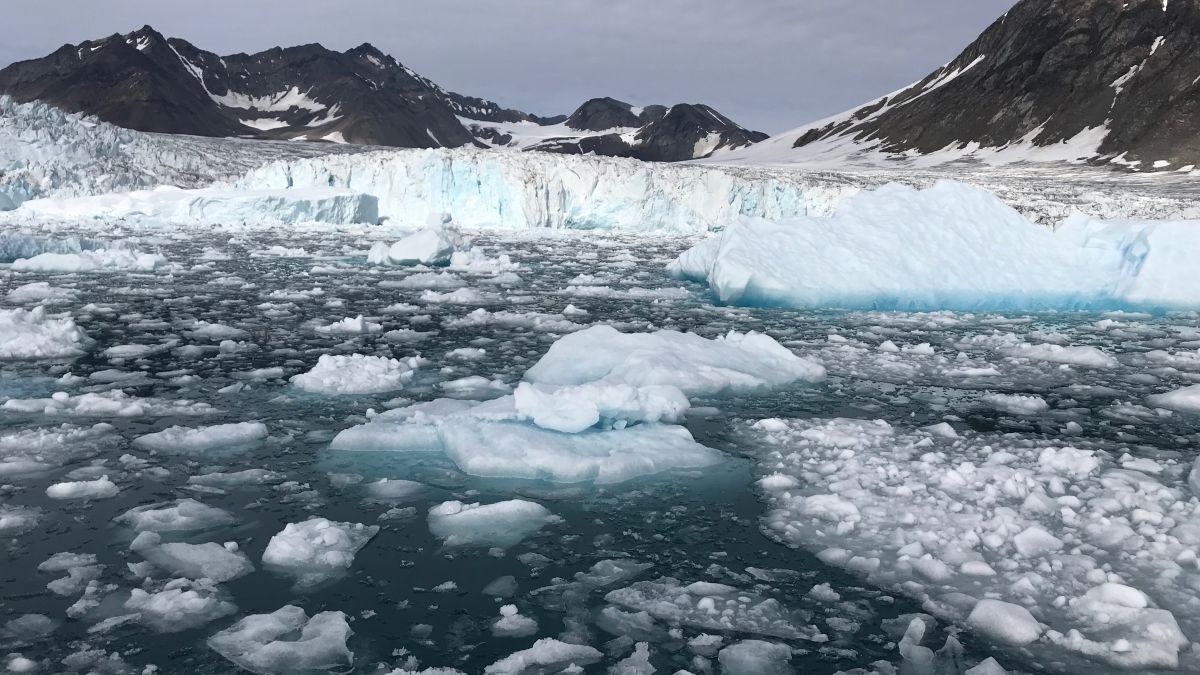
291, 353, 421, 395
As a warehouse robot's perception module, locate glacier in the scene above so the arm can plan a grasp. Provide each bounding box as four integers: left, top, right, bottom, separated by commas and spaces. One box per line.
234, 148, 854, 232
670, 180, 1200, 311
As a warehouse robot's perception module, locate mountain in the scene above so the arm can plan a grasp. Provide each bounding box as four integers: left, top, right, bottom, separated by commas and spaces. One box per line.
729, 0, 1200, 171
0, 26, 763, 161
465, 97, 767, 162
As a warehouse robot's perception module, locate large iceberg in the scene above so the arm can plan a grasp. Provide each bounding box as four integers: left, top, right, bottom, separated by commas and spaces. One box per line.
331, 326, 822, 483
670, 180, 1200, 311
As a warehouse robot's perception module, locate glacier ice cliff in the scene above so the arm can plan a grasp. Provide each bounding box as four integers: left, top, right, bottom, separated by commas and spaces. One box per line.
234, 149, 856, 233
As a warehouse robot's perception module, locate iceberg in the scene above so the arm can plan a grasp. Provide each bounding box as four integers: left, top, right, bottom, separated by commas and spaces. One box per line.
331, 326, 820, 483
262, 517, 379, 589
427, 499, 556, 548
670, 180, 1200, 311
290, 353, 421, 395
367, 224, 460, 265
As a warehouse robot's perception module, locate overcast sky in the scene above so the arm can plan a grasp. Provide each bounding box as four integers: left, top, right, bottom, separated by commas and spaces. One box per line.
4, 1, 1016, 134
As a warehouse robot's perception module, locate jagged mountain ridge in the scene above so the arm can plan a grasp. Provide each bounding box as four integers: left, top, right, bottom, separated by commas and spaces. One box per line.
730, 0, 1200, 171
0, 26, 764, 161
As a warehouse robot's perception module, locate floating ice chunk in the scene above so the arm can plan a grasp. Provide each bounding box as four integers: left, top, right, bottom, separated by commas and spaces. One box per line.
207, 605, 353, 675
0, 613, 56, 643
291, 354, 420, 395
1050, 583, 1189, 669
717, 640, 793, 675
967, 600, 1041, 646
315, 315, 382, 335
187, 321, 249, 340
132, 422, 267, 453
491, 604, 538, 638
125, 579, 237, 633
448, 248, 520, 274
131, 532, 253, 583
45, 475, 118, 500
610, 642, 654, 675
188, 469, 283, 488
1003, 343, 1118, 369
0, 307, 91, 360
605, 578, 817, 640
419, 287, 502, 305
0, 423, 115, 475
1147, 384, 1200, 412
427, 499, 556, 548
337, 415, 721, 484
524, 325, 825, 394
6, 281, 76, 304
445, 308, 581, 332
1012, 525, 1063, 557
363, 478, 424, 502
0, 505, 41, 533
116, 499, 235, 532
2, 390, 215, 417
484, 576, 519, 597
965, 658, 1009, 675
981, 393, 1049, 415
512, 380, 690, 433
262, 518, 379, 589
12, 248, 165, 273
368, 226, 459, 266
484, 638, 602, 675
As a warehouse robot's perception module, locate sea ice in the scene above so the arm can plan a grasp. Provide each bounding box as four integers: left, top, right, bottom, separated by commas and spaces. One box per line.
291, 353, 420, 395
12, 247, 165, 273
484, 638, 601, 675
207, 605, 353, 675
116, 499, 235, 532
427, 499, 556, 548
0, 307, 91, 360
262, 518, 379, 589
130, 532, 253, 583
125, 579, 237, 633
132, 422, 267, 453
368, 226, 459, 265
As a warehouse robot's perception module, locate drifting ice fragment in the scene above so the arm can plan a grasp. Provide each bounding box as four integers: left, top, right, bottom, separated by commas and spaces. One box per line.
484, 638, 602, 675
427, 499, 556, 548
291, 353, 420, 395
207, 605, 353, 675
132, 422, 268, 453
262, 518, 379, 589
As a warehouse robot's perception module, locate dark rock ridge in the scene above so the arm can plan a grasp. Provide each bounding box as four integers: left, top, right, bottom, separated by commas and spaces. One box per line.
524, 101, 767, 162
785, 0, 1200, 171
0, 26, 762, 161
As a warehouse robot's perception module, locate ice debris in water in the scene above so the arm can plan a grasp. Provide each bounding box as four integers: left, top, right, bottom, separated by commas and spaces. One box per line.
491, 604, 538, 638
290, 353, 421, 395
717, 639, 793, 675
314, 314, 382, 335
12, 246, 165, 273
45, 475, 119, 500
125, 578, 237, 633
2, 390, 216, 417
115, 499, 235, 532
427, 499, 557, 548
605, 578, 821, 641
131, 422, 268, 453
483, 637, 602, 675
130, 532, 253, 583
747, 416, 1197, 669
262, 518, 379, 590
207, 605, 353, 675
0, 307, 92, 360
368, 222, 459, 266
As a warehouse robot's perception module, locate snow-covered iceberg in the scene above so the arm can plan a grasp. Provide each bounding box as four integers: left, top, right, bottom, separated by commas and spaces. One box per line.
670, 180, 1200, 311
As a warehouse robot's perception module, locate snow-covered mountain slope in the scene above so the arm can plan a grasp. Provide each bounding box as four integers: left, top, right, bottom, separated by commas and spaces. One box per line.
722, 0, 1200, 172
0, 96, 365, 208
0, 26, 763, 161
464, 98, 767, 162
